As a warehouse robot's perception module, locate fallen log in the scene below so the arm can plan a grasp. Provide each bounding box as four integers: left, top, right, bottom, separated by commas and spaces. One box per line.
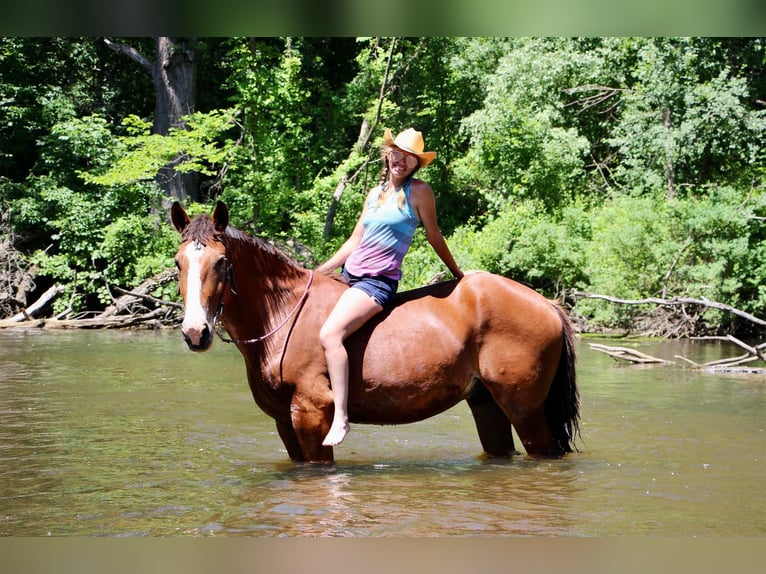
589, 339, 765, 374
691, 335, 766, 362
4, 284, 63, 322
100, 269, 179, 317
47, 307, 175, 329
574, 291, 765, 374
0, 307, 178, 330
674, 336, 766, 373
588, 343, 673, 365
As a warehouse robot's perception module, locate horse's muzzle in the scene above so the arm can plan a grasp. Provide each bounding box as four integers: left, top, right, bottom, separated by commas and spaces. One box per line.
182, 324, 213, 352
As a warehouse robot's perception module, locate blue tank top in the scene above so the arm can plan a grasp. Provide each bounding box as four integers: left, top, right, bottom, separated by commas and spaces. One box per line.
344, 180, 420, 281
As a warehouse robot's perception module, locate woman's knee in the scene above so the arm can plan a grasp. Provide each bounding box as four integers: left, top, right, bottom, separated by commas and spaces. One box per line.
319, 321, 343, 352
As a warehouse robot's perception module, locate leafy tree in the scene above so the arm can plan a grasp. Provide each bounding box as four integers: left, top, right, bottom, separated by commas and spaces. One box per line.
606, 38, 766, 197
458, 38, 594, 213
81, 110, 238, 189
220, 38, 361, 239
1, 36, 764, 335
9, 113, 173, 313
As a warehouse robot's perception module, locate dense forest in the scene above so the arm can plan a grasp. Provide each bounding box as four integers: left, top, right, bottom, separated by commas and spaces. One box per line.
1, 37, 764, 337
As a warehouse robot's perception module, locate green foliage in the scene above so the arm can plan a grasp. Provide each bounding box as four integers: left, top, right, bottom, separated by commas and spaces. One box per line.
402, 199, 590, 294
404, 185, 765, 333
21, 177, 169, 313
82, 110, 238, 187
608, 38, 766, 195
36, 114, 118, 189
576, 188, 766, 329
576, 195, 675, 326
221, 38, 354, 237
98, 214, 177, 290
459, 38, 596, 212
2, 37, 764, 334
0, 37, 153, 181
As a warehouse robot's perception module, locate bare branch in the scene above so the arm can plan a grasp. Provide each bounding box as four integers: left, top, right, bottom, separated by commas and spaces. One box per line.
111, 285, 182, 310
103, 38, 153, 74
571, 291, 766, 329
564, 85, 624, 115
99, 268, 179, 318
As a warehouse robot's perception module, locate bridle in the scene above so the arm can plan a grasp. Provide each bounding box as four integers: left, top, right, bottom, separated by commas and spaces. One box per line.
213, 258, 314, 345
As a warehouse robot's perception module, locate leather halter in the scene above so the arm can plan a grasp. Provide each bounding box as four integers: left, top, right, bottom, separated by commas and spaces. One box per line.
215, 266, 314, 345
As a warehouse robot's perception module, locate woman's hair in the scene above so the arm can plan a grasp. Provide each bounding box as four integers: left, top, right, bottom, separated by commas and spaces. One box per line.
375, 146, 420, 209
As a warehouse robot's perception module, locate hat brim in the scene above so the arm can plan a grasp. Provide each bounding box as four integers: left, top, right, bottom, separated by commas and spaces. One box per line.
383, 128, 437, 168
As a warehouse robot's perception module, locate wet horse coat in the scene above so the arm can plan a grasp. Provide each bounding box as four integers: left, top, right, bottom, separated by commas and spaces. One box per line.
172, 201, 579, 463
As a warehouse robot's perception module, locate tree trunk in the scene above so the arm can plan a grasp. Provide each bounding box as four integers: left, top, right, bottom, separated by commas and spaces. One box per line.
154, 37, 198, 205
104, 37, 199, 204
663, 108, 676, 200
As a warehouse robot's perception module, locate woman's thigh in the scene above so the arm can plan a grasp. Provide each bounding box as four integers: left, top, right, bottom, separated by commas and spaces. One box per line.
320, 287, 383, 343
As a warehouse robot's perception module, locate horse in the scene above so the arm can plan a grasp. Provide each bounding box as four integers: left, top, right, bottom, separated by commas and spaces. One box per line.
171, 201, 579, 463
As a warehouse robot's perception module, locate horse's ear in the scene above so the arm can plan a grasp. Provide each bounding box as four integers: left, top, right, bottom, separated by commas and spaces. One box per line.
171, 201, 190, 233
212, 201, 229, 233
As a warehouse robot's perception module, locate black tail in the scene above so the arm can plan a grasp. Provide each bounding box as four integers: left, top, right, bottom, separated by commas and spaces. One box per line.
544, 304, 581, 454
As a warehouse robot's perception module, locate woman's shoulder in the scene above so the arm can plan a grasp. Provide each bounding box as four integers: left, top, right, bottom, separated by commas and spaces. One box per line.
365, 184, 385, 200
407, 178, 434, 201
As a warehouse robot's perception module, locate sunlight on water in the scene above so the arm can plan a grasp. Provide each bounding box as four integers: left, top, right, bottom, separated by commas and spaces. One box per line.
0, 330, 763, 536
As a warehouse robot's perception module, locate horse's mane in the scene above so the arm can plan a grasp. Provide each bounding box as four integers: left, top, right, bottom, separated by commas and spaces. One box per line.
223, 226, 304, 280
183, 214, 302, 277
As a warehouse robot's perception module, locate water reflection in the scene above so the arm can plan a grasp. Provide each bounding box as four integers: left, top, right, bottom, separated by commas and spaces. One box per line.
0, 330, 763, 536
214, 456, 583, 536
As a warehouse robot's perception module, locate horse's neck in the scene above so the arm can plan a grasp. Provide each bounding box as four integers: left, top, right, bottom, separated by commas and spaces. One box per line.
224, 238, 308, 338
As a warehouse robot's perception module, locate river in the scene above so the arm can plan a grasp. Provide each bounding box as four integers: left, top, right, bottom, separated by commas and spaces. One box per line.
0, 329, 763, 536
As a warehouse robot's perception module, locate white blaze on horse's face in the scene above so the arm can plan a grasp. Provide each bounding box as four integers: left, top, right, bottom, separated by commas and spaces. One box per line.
177, 240, 225, 351
181, 242, 207, 343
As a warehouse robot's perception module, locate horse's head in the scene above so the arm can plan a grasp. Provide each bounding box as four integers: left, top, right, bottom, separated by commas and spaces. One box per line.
171, 201, 230, 352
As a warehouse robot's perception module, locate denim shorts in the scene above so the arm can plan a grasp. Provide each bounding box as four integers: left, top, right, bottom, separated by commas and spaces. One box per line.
343, 269, 399, 308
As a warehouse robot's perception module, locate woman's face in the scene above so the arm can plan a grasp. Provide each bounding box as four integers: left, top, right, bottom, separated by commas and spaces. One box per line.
388, 148, 419, 178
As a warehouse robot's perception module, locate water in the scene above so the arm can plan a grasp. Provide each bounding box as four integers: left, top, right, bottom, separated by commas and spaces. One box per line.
0, 330, 763, 536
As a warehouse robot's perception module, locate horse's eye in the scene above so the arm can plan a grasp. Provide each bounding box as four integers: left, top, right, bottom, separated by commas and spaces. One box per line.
215, 257, 228, 272
174, 258, 181, 270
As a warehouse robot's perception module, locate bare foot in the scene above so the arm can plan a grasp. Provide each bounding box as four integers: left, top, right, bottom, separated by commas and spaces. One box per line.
322, 421, 350, 447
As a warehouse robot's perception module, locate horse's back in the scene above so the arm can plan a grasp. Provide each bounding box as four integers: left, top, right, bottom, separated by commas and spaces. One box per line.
345, 272, 564, 415
387, 271, 562, 341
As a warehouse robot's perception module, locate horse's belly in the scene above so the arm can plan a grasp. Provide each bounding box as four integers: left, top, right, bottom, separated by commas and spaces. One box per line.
348, 333, 473, 424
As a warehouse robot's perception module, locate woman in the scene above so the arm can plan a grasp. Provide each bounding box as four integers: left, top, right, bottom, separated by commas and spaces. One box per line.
316, 127, 464, 447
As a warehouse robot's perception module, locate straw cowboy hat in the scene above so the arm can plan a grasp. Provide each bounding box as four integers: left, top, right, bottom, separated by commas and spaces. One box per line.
383, 127, 437, 167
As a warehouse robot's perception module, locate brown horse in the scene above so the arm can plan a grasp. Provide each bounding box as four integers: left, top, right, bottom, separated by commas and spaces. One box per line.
172, 201, 579, 463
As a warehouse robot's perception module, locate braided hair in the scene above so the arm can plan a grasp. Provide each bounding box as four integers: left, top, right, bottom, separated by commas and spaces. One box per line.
375, 146, 421, 209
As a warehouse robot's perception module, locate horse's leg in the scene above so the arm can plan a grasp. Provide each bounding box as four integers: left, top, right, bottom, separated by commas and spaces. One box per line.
275, 419, 307, 462
466, 380, 519, 457
480, 338, 564, 457
509, 405, 563, 458
289, 395, 335, 464
480, 363, 564, 457
483, 379, 564, 458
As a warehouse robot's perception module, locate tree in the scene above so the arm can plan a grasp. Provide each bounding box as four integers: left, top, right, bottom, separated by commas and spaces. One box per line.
605, 38, 766, 197
104, 37, 199, 203
458, 38, 594, 213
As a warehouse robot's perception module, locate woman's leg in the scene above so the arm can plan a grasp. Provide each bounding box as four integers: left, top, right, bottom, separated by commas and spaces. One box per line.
319, 287, 383, 446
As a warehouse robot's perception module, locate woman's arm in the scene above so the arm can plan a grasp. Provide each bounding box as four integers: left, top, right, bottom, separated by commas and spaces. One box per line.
410, 181, 464, 279
315, 189, 372, 274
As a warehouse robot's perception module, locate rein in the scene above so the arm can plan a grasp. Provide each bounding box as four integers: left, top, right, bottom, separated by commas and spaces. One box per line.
216, 270, 314, 345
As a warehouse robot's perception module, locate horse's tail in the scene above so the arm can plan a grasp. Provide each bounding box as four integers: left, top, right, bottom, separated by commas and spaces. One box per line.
544, 304, 581, 454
